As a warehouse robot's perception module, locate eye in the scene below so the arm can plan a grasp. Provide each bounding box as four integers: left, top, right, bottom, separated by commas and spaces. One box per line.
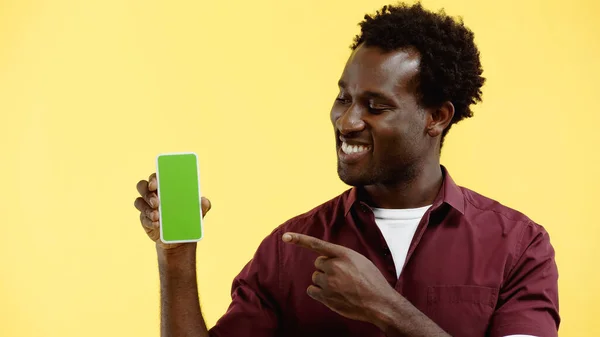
368, 104, 391, 114
335, 96, 351, 105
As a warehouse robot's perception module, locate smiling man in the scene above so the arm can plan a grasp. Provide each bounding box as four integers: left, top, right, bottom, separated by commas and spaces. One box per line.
134, 3, 559, 337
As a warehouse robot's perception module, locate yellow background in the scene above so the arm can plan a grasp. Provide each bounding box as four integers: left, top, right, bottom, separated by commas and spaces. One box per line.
1, 0, 598, 336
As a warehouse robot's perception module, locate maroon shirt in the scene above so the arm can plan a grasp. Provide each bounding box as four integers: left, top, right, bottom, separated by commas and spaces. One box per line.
209, 167, 560, 337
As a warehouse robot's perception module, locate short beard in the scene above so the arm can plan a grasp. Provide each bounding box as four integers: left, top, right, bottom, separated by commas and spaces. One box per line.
337, 159, 420, 187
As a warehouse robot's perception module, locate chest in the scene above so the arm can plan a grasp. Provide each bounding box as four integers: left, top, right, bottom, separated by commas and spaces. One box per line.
278, 223, 508, 337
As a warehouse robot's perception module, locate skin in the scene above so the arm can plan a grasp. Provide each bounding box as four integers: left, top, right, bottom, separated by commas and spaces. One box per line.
134, 174, 211, 337
332, 44, 454, 209
134, 43, 455, 336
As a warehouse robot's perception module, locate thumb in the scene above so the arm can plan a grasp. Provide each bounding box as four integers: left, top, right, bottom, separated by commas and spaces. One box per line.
201, 197, 212, 218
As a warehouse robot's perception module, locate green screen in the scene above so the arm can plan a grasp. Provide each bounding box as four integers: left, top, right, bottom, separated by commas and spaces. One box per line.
157, 153, 202, 242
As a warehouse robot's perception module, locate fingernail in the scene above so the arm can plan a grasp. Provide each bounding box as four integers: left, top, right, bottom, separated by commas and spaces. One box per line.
282, 233, 292, 242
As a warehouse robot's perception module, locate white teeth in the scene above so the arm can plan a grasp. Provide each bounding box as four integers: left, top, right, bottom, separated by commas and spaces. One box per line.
341, 142, 369, 155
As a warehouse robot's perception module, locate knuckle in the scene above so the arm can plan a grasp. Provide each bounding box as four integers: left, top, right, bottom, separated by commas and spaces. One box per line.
328, 278, 339, 289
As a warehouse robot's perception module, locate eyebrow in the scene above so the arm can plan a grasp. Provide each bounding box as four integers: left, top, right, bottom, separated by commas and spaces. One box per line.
338, 80, 395, 102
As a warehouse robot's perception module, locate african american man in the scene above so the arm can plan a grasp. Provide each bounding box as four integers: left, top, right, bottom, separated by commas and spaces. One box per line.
134, 3, 560, 337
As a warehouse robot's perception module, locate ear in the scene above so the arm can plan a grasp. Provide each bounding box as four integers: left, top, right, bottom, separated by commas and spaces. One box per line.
427, 101, 455, 137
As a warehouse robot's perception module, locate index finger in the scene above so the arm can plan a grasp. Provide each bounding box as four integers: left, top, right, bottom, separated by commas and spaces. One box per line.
282, 232, 346, 257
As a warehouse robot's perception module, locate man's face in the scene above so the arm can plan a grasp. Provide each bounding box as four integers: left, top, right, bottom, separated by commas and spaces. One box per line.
330, 44, 432, 187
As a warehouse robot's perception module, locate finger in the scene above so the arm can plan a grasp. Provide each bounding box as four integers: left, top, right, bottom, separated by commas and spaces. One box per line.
137, 178, 158, 208
306, 285, 323, 302
201, 197, 211, 218
136, 179, 149, 197
140, 212, 159, 230
148, 173, 157, 192
314, 256, 330, 272
144, 191, 159, 209
135, 199, 159, 222
311, 270, 326, 288
147, 208, 159, 221
134, 197, 150, 213
282, 232, 346, 257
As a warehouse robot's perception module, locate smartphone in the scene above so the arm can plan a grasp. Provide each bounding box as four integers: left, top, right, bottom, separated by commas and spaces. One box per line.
155, 152, 203, 244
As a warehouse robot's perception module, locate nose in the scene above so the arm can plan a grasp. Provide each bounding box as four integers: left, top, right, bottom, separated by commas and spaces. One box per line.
335, 104, 366, 135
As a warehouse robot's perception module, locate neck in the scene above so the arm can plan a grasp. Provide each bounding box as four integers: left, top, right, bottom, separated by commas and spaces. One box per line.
363, 162, 443, 209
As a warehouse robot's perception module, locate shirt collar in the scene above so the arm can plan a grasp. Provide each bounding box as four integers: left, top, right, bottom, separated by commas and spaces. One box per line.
343, 165, 465, 216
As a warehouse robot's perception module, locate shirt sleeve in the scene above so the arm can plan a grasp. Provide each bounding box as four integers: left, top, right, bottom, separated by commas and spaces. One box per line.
209, 229, 282, 337
488, 222, 560, 337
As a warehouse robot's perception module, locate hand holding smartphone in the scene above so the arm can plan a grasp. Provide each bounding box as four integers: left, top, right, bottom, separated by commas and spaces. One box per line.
155, 152, 204, 244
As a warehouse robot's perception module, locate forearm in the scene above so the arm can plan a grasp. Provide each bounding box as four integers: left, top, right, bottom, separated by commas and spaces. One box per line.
372, 292, 450, 337
157, 243, 209, 337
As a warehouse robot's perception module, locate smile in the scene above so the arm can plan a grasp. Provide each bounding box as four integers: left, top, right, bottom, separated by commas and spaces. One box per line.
338, 141, 372, 164
341, 142, 371, 155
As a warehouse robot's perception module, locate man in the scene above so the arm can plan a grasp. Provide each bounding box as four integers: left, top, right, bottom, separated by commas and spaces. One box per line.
134, 3, 559, 337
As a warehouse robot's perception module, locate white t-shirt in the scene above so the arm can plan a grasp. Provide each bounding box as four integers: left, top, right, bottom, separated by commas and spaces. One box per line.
372, 205, 430, 278
372, 205, 537, 337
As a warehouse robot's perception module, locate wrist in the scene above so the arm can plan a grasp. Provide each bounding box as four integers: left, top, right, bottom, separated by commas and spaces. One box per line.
369, 290, 406, 332
157, 243, 197, 272
370, 291, 451, 337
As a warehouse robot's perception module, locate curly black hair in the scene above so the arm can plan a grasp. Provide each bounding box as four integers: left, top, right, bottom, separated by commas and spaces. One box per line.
352, 2, 485, 146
